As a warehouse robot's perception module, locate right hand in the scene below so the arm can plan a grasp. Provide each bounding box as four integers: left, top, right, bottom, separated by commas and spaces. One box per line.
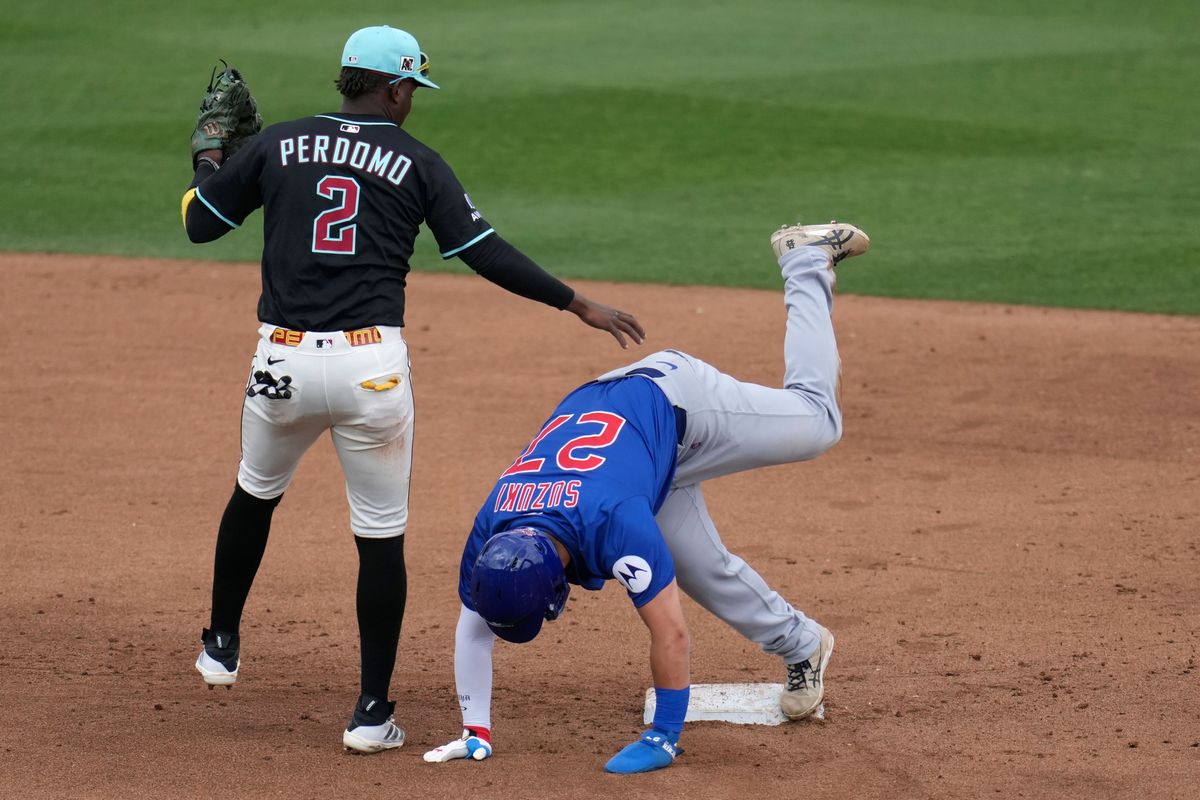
566, 294, 645, 349
423, 730, 493, 763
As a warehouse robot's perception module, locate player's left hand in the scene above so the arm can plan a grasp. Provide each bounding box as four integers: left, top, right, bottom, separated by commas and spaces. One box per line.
567, 294, 645, 349
191, 61, 263, 167
422, 730, 493, 763
603, 729, 681, 774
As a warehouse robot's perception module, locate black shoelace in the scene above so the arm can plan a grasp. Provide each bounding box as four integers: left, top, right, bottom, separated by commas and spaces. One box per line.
787, 659, 814, 692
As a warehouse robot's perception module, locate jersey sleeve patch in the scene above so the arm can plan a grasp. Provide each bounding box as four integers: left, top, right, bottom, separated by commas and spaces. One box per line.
604, 498, 675, 607
424, 155, 494, 255
612, 555, 654, 594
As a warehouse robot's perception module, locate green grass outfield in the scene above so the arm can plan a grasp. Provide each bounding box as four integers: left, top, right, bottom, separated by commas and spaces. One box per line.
1, 0, 1197, 312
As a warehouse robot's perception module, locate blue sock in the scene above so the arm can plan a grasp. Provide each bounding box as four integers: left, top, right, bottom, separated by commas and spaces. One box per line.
652, 686, 689, 740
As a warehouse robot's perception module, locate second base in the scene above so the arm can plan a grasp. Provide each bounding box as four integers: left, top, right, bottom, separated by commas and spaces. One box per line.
642, 683, 825, 726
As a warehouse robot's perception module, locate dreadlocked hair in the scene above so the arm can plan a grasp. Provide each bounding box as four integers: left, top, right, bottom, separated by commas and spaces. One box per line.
335, 67, 391, 99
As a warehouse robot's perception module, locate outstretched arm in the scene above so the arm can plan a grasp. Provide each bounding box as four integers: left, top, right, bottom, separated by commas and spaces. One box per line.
455, 604, 496, 732
423, 605, 497, 763
565, 293, 646, 350
603, 581, 691, 774
457, 235, 645, 349
636, 581, 690, 690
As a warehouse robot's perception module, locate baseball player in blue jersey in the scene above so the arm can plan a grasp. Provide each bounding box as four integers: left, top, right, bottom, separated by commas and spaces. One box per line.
422, 221, 870, 773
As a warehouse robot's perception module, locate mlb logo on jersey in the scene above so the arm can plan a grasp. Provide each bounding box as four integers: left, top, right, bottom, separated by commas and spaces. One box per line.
315, 338, 335, 349
340, 123, 361, 134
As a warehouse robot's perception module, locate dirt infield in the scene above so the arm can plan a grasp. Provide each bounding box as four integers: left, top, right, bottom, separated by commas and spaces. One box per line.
1, 253, 1196, 799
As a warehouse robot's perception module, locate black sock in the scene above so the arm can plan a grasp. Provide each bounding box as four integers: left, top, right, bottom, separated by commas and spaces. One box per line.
209, 483, 282, 633
355, 535, 407, 700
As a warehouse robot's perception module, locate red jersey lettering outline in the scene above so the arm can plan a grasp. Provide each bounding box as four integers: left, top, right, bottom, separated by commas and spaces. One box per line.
531, 482, 552, 510
556, 411, 627, 472
516, 484, 536, 512
500, 414, 572, 478
497, 483, 521, 512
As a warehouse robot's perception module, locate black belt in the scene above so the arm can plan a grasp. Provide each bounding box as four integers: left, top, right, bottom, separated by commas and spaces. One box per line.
673, 405, 687, 446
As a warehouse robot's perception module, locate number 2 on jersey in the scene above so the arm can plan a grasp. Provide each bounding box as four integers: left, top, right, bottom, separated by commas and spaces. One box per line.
312, 175, 360, 255
500, 412, 627, 477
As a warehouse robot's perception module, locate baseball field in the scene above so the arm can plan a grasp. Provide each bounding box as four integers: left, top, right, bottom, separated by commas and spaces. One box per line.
1, 1, 1197, 798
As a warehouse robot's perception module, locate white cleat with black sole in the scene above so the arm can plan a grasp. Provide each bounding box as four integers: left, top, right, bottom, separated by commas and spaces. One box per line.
343, 695, 405, 754
195, 628, 239, 689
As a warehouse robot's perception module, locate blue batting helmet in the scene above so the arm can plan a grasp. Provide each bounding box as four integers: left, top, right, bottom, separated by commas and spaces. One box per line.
470, 527, 570, 643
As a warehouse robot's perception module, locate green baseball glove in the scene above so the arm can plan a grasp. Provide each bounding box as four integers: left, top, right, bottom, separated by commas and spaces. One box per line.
190, 61, 263, 166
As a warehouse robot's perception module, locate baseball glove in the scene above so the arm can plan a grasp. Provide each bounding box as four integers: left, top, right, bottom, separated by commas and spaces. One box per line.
190, 61, 262, 166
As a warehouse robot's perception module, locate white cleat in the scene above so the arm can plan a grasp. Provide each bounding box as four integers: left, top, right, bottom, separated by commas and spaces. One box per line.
343, 695, 405, 754
195, 650, 239, 687
771, 221, 871, 265
195, 628, 239, 688
781, 624, 834, 720
343, 719, 406, 754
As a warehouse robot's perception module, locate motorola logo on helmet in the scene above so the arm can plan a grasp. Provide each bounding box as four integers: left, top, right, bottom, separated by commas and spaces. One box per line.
470, 527, 570, 643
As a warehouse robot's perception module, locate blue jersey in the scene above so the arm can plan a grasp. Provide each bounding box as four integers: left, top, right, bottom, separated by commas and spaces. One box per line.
459, 377, 681, 610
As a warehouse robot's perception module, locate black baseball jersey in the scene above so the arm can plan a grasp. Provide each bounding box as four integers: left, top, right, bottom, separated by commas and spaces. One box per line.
194, 112, 494, 330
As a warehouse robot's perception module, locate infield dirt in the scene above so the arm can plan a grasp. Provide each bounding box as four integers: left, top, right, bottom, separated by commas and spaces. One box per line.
1, 254, 1196, 799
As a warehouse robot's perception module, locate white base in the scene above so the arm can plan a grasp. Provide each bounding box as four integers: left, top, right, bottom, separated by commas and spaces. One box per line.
643, 683, 824, 727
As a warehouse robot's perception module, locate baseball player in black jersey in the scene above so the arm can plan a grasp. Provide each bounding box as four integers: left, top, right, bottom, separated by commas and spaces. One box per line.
181, 25, 645, 754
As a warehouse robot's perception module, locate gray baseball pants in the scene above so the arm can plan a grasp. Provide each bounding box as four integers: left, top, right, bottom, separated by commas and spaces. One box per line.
597, 245, 840, 664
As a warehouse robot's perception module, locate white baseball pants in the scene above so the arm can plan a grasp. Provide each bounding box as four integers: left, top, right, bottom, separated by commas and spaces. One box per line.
236, 324, 414, 538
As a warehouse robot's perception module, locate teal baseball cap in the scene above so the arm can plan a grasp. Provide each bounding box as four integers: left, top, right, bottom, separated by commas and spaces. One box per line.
341, 26, 440, 90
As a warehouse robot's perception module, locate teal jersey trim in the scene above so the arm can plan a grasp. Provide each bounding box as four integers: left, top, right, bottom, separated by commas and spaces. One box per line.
441, 228, 496, 259
195, 187, 239, 229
